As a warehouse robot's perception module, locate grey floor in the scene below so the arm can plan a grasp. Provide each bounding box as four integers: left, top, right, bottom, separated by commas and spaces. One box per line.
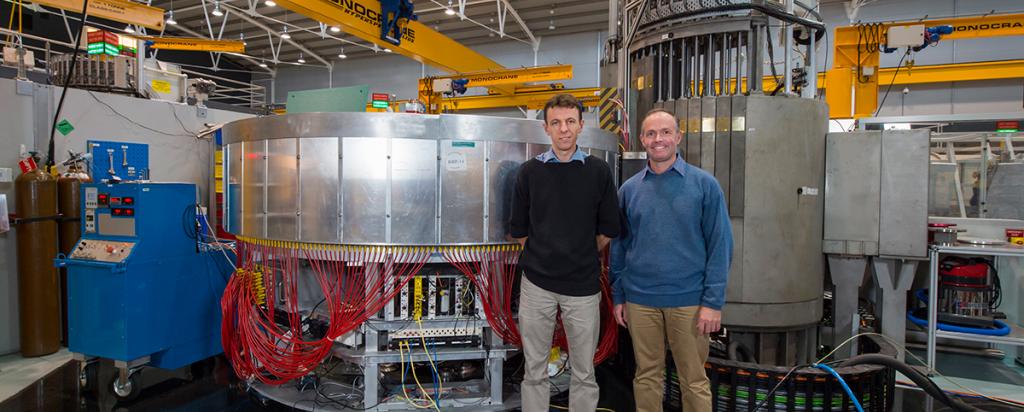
1, 352, 1022, 411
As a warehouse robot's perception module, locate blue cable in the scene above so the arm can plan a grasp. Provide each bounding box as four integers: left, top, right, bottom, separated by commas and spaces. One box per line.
814, 363, 865, 412
906, 310, 1011, 336
910, 289, 1012, 336
428, 340, 440, 402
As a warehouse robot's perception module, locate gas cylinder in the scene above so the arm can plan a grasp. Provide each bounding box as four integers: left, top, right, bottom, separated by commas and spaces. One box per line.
57, 166, 90, 345
15, 167, 60, 357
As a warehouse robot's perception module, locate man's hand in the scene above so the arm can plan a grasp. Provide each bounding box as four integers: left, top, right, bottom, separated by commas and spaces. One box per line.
596, 234, 611, 251
613, 304, 628, 328
696, 307, 721, 335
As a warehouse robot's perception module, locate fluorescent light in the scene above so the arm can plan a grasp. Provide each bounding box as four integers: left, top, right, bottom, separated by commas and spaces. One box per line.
264, 0, 276, 6
330, 26, 341, 33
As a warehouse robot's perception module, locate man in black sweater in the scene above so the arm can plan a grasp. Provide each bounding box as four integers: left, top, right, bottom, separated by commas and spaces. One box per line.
510, 93, 621, 412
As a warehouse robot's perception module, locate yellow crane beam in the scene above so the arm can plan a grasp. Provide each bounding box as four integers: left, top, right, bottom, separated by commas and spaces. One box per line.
32, 0, 165, 30
136, 36, 246, 53
419, 65, 575, 113
272, 0, 513, 95
828, 12, 1024, 118
435, 87, 604, 112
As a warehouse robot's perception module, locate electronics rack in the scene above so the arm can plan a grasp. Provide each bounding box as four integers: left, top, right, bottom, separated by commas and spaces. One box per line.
331, 260, 514, 409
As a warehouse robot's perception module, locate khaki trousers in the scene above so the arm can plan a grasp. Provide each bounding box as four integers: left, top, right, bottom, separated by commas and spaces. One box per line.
626, 303, 711, 412
519, 276, 601, 412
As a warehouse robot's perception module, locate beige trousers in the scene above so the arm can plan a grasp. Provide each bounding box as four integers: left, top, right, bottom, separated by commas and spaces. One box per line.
518, 276, 601, 412
626, 303, 711, 412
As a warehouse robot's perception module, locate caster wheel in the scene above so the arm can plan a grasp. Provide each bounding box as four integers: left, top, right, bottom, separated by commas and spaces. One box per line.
79, 362, 99, 393
110, 371, 141, 401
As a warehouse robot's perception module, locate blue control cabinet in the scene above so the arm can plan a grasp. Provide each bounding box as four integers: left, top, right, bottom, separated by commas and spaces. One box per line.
58, 182, 231, 370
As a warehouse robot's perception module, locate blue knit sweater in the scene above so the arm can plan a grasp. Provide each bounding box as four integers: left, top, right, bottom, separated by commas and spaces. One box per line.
609, 155, 733, 309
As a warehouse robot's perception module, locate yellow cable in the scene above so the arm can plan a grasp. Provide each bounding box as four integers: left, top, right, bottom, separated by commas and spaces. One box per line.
417, 320, 444, 406
405, 341, 441, 412
398, 341, 433, 409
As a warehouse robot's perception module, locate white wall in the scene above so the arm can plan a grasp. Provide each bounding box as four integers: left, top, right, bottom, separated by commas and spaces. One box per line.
0, 78, 252, 355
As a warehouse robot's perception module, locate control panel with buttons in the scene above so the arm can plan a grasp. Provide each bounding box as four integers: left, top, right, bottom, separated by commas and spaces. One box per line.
69, 240, 137, 263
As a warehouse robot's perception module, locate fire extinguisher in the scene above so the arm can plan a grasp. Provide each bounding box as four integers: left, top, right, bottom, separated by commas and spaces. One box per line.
14, 155, 61, 357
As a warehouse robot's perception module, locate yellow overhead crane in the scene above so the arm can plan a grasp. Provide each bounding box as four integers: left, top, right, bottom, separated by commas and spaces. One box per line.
826, 12, 1024, 119
272, 0, 603, 113
418, 64, 596, 113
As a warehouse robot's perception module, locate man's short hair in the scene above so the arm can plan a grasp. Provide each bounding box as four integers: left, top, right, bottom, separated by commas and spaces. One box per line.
641, 108, 678, 132
543, 93, 583, 121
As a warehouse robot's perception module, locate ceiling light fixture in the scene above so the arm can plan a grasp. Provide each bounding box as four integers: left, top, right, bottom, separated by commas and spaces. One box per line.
338, 47, 347, 59
383, 48, 392, 53
330, 26, 341, 33
280, 26, 291, 39
445, 0, 456, 15
259, 62, 268, 68
548, 19, 555, 30
124, 25, 135, 33
165, 10, 177, 25
264, 0, 276, 6
297, 53, 306, 63
211, 1, 224, 17
240, 32, 247, 46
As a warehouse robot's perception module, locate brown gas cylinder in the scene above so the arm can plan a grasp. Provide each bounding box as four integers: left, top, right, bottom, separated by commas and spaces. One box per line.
57, 167, 90, 345
14, 168, 60, 357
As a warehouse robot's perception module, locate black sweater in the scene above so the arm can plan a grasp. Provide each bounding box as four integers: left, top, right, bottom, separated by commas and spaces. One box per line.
509, 156, 621, 296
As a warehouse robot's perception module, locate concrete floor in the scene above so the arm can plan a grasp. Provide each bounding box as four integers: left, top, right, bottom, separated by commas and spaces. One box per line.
0, 351, 1022, 411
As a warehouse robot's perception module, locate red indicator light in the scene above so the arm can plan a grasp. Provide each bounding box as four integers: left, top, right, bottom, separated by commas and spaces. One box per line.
112, 208, 123, 216
98, 194, 109, 205
125, 209, 135, 216
110, 197, 122, 204
123, 197, 134, 205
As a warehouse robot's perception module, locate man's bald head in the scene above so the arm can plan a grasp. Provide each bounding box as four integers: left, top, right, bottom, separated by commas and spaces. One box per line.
641, 108, 678, 133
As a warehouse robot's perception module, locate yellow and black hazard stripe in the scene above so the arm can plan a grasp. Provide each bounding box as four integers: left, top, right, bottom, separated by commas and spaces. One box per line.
598, 88, 620, 134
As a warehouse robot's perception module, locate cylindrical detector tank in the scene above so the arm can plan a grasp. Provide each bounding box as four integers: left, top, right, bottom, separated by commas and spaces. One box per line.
57, 167, 90, 345
219, 112, 620, 245
626, 8, 826, 334
15, 168, 61, 357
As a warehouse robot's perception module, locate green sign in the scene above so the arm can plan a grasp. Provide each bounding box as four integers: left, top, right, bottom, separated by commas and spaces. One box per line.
371, 100, 389, 109
452, 141, 476, 148
56, 119, 74, 136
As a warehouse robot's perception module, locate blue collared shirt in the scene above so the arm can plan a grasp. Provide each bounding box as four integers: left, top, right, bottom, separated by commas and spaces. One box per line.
641, 152, 688, 178
535, 146, 587, 163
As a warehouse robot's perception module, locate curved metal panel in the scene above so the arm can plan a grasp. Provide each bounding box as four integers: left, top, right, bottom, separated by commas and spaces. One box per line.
221, 112, 619, 245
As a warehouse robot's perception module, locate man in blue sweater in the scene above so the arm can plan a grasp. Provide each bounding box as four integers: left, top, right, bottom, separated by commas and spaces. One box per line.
610, 109, 732, 412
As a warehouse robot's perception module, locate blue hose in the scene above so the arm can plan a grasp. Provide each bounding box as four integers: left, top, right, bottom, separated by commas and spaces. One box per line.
906, 310, 1011, 336
813, 363, 865, 412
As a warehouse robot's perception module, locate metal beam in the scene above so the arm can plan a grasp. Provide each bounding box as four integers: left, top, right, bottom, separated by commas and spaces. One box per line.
270, 0, 511, 94
221, 3, 332, 68
436, 87, 603, 112
496, 0, 536, 46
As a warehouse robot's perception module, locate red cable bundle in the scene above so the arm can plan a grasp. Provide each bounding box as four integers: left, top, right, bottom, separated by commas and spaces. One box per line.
221, 240, 430, 384
442, 246, 618, 365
